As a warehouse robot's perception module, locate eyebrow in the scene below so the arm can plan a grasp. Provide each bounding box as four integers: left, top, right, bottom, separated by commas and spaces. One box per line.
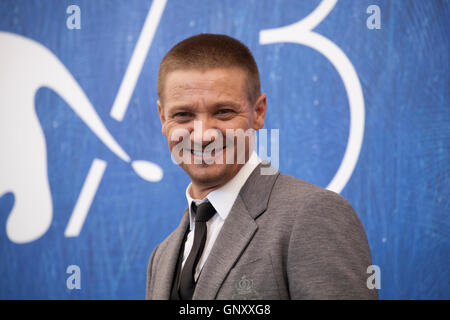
167, 105, 195, 115
210, 101, 241, 110
167, 101, 242, 115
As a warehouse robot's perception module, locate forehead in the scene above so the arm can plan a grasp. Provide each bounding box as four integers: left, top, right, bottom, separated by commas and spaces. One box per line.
163, 68, 248, 106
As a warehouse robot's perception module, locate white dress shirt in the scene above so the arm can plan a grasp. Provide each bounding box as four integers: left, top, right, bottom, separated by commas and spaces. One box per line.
182, 151, 261, 281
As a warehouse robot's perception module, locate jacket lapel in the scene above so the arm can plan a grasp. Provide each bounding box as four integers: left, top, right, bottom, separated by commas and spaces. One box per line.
192, 195, 257, 300
152, 208, 189, 299
192, 164, 280, 299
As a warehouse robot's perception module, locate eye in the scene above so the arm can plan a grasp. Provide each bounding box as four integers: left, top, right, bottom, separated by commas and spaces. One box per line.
172, 112, 194, 121
216, 109, 235, 117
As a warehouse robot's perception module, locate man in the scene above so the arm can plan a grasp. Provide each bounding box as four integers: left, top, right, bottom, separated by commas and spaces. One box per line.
146, 34, 377, 300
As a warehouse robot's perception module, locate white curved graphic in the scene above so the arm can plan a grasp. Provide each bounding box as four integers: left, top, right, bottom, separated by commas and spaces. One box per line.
0, 32, 127, 243
0, 0, 166, 245
260, 0, 365, 193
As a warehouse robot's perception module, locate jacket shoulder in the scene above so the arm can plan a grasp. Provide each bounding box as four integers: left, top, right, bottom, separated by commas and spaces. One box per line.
266, 174, 376, 299
271, 173, 354, 211
267, 173, 364, 234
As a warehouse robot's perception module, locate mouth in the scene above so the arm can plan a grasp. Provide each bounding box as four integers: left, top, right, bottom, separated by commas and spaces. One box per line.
189, 146, 227, 163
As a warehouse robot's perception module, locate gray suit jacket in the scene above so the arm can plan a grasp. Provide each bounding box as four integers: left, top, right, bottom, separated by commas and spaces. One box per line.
146, 164, 378, 299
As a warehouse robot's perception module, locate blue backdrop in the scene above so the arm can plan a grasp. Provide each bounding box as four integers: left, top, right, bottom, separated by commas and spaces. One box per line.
0, 0, 448, 299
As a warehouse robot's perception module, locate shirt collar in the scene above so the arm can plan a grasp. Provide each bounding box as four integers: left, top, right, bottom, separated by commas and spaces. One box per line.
185, 151, 261, 230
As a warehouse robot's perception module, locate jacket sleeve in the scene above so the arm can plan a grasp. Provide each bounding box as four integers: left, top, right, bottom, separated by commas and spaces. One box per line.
287, 190, 378, 299
145, 244, 160, 300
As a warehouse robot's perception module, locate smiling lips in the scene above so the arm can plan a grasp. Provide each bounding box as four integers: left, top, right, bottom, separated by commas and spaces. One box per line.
189, 145, 227, 160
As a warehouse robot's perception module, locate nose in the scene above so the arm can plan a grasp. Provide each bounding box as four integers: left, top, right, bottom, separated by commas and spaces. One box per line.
190, 115, 220, 149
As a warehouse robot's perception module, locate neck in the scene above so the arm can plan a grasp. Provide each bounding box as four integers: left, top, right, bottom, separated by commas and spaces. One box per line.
189, 182, 222, 200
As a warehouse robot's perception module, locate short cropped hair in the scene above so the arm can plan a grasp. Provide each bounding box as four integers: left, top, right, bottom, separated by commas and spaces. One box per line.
157, 33, 261, 105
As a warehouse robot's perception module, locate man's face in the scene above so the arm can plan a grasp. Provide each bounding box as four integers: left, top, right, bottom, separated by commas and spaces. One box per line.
158, 67, 266, 193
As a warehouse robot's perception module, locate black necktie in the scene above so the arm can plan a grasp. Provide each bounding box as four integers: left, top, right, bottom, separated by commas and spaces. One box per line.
178, 201, 216, 300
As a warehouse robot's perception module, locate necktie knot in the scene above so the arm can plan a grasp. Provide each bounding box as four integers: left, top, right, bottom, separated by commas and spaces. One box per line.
193, 201, 216, 222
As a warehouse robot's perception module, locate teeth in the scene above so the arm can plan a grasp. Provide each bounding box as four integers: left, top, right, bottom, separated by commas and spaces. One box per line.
190, 147, 224, 157
192, 150, 204, 157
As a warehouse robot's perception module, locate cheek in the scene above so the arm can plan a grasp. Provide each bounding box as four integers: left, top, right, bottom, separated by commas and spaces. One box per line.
231, 115, 253, 131
161, 119, 170, 136
165, 125, 191, 150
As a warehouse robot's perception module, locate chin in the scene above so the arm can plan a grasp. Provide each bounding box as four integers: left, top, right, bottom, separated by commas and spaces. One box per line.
184, 163, 233, 187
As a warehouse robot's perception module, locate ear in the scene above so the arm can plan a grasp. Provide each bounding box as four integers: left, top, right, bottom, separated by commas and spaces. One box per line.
252, 93, 267, 130
157, 100, 167, 137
